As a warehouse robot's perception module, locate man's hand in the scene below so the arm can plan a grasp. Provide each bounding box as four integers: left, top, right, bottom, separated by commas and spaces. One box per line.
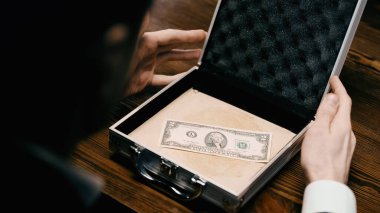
301, 76, 356, 184
125, 29, 207, 96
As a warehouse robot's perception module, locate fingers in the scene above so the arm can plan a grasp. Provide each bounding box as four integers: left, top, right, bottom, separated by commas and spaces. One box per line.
151, 72, 189, 87
156, 49, 202, 65
158, 44, 202, 54
148, 29, 207, 47
314, 93, 339, 128
330, 76, 352, 127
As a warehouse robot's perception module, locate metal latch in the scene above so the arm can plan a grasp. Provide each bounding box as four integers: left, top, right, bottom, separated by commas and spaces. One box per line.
160, 158, 178, 178
130, 145, 142, 155
191, 175, 206, 186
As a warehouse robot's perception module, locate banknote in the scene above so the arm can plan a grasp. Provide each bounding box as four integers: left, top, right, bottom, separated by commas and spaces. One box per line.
159, 120, 272, 162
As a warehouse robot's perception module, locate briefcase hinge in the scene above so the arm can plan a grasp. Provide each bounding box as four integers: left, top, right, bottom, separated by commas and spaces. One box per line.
160, 158, 178, 178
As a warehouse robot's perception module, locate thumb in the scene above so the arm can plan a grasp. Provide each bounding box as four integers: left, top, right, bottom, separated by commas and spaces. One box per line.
314, 93, 339, 128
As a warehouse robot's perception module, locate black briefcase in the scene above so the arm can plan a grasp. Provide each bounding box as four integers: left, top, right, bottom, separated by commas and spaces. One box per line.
109, 0, 366, 211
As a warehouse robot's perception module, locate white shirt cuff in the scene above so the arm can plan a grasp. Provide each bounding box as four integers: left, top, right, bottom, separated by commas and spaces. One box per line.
302, 180, 356, 213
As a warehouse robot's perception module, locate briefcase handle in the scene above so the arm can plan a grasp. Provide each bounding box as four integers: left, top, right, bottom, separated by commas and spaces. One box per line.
134, 147, 206, 201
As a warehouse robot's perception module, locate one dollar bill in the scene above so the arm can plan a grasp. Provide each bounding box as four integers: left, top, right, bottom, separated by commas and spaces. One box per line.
160, 120, 272, 162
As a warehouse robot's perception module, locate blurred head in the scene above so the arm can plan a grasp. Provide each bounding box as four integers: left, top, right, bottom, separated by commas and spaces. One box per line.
4, 1, 152, 156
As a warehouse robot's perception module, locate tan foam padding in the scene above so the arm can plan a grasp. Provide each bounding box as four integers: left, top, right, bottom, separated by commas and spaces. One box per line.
129, 88, 295, 196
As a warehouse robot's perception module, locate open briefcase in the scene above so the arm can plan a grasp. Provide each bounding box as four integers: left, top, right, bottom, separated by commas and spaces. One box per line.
109, 0, 366, 211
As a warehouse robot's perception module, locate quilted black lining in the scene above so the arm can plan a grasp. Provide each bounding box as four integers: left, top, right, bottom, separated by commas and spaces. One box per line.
203, 0, 357, 114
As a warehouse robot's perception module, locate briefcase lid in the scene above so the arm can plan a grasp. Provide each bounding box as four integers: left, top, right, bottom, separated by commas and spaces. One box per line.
199, 0, 364, 120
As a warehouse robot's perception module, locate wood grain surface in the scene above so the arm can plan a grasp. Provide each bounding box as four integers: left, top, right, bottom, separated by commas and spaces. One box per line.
71, 0, 380, 212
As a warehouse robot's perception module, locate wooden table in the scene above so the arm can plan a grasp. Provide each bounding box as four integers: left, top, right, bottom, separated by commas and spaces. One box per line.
71, 0, 380, 212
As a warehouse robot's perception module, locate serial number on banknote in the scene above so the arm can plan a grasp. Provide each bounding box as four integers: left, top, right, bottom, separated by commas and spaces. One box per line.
159, 120, 272, 162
